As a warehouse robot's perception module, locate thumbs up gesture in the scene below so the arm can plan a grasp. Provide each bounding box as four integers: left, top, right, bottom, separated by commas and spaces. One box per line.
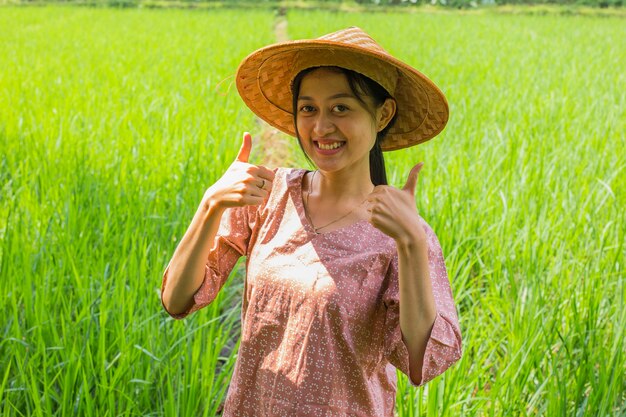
366, 163, 427, 243
203, 132, 275, 209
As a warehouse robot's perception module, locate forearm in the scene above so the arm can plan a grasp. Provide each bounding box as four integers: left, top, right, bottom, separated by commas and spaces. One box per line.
162, 197, 226, 315
396, 233, 437, 383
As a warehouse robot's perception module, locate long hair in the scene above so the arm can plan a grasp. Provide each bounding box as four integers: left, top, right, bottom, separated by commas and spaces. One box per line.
291, 67, 397, 186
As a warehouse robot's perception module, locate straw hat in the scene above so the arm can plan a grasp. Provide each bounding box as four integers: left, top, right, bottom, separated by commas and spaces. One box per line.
236, 27, 449, 151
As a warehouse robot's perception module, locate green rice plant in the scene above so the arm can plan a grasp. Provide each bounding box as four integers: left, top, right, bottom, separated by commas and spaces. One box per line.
0, 6, 275, 416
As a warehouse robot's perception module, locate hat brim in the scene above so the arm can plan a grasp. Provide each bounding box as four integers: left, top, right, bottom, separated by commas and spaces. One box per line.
236, 39, 449, 151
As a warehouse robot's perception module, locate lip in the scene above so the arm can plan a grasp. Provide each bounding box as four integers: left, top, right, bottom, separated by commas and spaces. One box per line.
313, 139, 346, 155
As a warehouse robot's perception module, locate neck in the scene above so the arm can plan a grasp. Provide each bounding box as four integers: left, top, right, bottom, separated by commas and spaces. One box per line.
313, 165, 374, 201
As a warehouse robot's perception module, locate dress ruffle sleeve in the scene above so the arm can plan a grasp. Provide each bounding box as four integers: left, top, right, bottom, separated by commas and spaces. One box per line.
161, 205, 254, 319
383, 219, 462, 386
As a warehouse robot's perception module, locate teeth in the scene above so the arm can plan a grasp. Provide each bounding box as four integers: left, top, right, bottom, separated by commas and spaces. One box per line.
318, 142, 344, 150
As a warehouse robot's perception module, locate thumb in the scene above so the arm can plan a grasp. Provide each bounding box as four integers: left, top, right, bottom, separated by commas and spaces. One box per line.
402, 162, 424, 195
236, 132, 252, 162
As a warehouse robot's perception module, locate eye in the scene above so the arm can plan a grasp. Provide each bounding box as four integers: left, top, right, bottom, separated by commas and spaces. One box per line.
299, 105, 316, 114
332, 104, 349, 113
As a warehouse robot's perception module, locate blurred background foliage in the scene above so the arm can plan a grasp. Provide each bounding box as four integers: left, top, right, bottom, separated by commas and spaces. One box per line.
4, 0, 624, 11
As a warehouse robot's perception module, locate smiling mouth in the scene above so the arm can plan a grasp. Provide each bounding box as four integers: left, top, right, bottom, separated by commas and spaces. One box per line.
315, 141, 345, 150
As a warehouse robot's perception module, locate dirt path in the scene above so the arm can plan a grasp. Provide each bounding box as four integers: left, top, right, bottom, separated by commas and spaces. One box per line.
252, 8, 297, 169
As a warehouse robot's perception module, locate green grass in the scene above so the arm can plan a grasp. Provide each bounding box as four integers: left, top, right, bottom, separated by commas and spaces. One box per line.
0, 6, 275, 416
1, 5, 625, 416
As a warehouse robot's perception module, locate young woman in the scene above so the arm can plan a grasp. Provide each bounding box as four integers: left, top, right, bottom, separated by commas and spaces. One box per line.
161, 27, 462, 416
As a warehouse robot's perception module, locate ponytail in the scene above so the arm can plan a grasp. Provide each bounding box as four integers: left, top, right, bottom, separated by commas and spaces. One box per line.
369, 138, 387, 186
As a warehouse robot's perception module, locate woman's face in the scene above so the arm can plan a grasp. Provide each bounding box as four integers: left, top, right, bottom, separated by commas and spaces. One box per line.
295, 67, 393, 177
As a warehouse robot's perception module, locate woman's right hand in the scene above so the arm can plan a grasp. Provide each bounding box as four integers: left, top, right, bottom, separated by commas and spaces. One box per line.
204, 132, 275, 209
161, 132, 272, 315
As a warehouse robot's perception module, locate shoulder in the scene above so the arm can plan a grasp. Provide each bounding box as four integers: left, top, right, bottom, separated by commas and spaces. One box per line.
418, 216, 444, 252
273, 167, 307, 184
255, 167, 307, 213
267, 167, 307, 195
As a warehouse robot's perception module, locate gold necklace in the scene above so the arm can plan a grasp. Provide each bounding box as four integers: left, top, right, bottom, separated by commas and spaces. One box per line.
304, 171, 370, 234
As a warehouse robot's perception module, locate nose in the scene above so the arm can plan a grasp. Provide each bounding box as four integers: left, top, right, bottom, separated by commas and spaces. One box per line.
312, 111, 335, 137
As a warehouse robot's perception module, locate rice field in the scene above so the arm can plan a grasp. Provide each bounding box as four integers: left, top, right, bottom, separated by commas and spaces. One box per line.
1, 5, 625, 416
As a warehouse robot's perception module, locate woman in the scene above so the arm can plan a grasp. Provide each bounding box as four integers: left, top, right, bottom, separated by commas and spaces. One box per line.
161, 27, 462, 416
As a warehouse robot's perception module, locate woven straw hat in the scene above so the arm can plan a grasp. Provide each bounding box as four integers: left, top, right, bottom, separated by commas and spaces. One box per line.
236, 27, 449, 151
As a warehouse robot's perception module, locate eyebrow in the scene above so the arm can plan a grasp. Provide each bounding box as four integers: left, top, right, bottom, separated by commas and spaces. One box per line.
297, 93, 356, 101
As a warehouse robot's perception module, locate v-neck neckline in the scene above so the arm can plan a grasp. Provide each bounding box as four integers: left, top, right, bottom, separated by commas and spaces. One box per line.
293, 169, 369, 237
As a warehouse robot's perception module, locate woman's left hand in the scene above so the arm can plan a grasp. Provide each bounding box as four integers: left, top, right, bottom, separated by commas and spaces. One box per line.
366, 163, 427, 244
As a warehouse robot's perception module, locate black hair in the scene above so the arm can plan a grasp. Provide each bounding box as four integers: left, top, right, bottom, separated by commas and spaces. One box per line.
291, 66, 397, 186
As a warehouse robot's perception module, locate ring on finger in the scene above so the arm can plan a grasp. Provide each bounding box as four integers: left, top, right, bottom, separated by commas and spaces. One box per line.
259, 179, 265, 189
